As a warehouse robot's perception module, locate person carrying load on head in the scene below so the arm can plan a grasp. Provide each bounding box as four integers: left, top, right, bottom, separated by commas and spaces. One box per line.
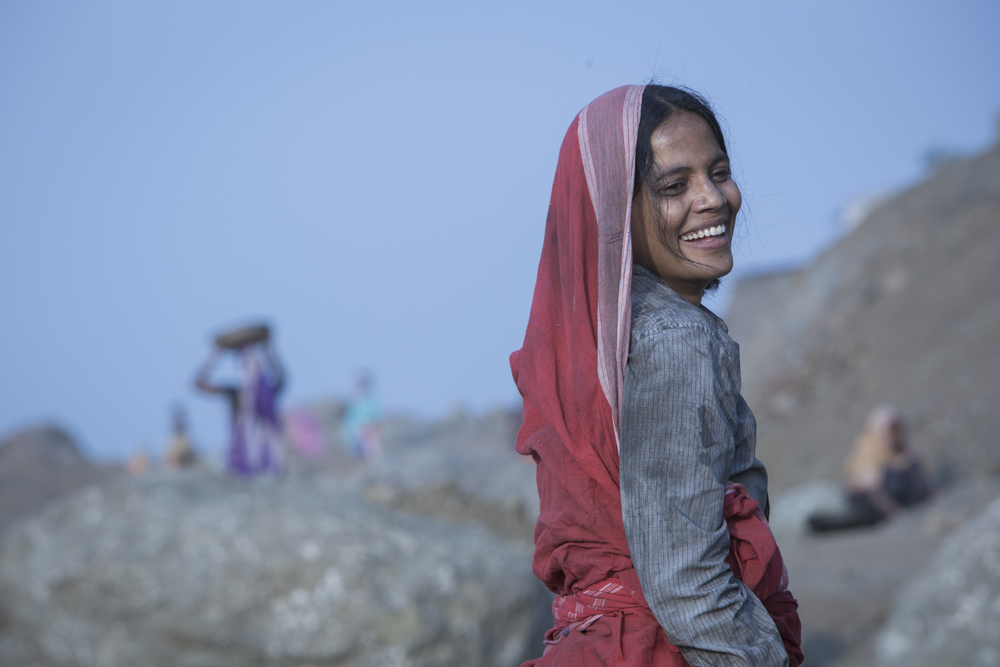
195, 324, 286, 476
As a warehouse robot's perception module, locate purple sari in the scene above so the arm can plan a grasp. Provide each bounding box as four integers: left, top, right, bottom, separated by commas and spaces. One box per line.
229, 345, 283, 475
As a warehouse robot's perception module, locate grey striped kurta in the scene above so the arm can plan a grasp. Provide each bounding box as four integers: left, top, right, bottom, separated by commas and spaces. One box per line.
620, 263, 788, 667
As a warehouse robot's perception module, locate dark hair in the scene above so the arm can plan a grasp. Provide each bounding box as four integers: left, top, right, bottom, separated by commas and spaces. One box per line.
634, 85, 728, 199
633, 85, 730, 292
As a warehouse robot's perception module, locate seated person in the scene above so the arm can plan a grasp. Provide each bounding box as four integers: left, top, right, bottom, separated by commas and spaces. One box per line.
809, 406, 931, 532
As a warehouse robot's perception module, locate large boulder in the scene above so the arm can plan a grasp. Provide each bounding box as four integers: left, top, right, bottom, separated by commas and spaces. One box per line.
874, 495, 1000, 667
285, 406, 539, 546
0, 424, 119, 534
0, 424, 85, 469
0, 473, 550, 667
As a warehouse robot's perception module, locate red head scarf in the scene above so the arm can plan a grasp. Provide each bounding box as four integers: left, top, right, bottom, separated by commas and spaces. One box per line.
511, 84, 641, 491
510, 86, 802, 666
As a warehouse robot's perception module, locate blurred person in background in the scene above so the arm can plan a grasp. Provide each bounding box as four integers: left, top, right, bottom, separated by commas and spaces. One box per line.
809, 406, 931, 532
283, 408, 326, 461
195, 329, 286, 476
126, 449, 151, 476
162, 404, 198, 470
340, 371, 382, 460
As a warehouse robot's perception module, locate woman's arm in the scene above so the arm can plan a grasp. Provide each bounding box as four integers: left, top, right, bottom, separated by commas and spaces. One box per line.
620, 325, 787, 667
194, 348, 237, 395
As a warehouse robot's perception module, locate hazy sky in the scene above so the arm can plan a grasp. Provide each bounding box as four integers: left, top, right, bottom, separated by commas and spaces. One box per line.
2, 1, 998, 459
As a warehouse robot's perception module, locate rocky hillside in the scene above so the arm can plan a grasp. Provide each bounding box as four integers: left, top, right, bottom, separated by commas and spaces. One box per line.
727, 141, 1000, 493
724, 139, 1000, 667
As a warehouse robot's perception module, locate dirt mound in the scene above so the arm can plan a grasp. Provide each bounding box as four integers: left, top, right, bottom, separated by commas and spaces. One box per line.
727, 144, 1000, 493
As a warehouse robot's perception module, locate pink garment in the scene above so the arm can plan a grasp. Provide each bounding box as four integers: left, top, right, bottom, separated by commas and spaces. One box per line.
284, 409, 324, 459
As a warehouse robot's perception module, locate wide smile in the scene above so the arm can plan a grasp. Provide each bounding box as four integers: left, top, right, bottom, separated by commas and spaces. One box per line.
680, 223, 727, 244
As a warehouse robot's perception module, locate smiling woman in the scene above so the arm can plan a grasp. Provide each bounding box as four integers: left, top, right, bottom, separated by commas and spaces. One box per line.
510, 85, 802, 666
630, 86, 741, 304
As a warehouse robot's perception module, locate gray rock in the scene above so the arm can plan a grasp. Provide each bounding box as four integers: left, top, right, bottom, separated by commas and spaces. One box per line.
0, 424, 85, 469
767, 481, 847, 545
0, 424, 120, 534
286, 406, 539, 546
0, 473, 550, 667
874, 495, 1000, 667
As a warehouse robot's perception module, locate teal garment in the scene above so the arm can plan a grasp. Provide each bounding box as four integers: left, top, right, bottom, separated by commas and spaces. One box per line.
341, 394, 381, 458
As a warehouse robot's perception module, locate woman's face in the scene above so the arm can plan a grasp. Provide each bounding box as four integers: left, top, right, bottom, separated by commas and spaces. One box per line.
630, 111, 741, 304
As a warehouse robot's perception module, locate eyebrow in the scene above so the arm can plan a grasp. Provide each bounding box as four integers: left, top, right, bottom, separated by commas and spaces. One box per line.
653, 166, 691, 181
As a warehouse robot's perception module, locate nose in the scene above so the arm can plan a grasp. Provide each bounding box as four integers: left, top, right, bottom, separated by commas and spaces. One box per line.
693, 177, 727, 212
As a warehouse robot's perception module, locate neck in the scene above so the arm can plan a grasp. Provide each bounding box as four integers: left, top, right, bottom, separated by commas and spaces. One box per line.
649, 268, 708, 305
668, 281, 706, 306
631, 256, 710, 306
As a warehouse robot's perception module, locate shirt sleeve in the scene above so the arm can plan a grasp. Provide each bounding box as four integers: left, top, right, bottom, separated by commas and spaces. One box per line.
620, 324, 787, 667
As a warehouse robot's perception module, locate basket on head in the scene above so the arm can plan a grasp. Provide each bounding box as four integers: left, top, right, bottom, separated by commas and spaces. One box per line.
215, 324, 270, 350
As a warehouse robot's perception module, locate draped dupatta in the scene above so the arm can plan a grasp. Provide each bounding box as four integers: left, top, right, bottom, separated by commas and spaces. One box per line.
511, 85, 642, 492
509, 84, 675, 663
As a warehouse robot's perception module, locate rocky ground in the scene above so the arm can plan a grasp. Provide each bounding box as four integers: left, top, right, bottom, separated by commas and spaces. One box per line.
8, 412, 999, 667
0, 413, 548, 667
774, 479, 1000, 667
0, 472, 548, 667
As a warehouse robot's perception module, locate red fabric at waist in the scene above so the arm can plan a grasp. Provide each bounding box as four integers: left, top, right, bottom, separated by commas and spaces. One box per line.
535, 482, 802, 667
552, 578, 639, 625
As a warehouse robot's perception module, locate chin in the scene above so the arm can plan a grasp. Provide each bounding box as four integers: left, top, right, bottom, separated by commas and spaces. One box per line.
705, 259, 734, 282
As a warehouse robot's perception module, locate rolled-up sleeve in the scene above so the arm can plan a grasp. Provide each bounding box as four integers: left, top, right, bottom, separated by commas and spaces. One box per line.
620, 324, 787, 667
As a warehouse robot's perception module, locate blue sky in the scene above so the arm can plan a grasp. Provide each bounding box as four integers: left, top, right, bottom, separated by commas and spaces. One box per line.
2, 1, 998, 459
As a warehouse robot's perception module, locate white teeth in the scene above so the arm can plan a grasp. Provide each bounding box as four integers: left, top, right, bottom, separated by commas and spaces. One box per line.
681, 224, 726, 242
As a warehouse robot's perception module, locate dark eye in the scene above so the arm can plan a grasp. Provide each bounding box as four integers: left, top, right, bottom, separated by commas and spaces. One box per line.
712, 168, 732, 181
660, 181, 686, 196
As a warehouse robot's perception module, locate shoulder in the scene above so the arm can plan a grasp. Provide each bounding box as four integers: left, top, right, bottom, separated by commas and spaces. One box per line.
628, 268, 742, 382
631, 304, 720, 345
630, 267, 730, 347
